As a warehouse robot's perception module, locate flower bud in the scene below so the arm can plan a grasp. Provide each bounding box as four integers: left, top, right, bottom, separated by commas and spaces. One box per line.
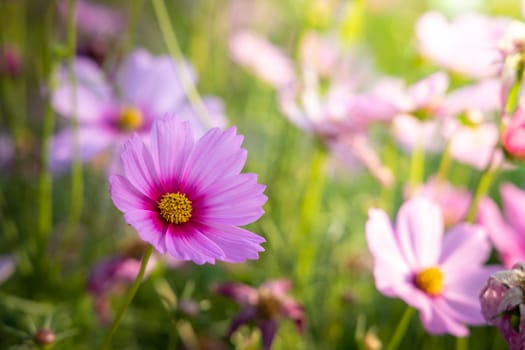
502, 107, 525, 160
33, 328, 56, 347
479, 263, 525, 350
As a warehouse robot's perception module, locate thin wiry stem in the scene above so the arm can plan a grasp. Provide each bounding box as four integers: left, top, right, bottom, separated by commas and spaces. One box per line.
385, 306, 415, 350
99, 245, 154, 350
151, 0, 213, 128
60, 0, 84, 263
38, 0, 58, 265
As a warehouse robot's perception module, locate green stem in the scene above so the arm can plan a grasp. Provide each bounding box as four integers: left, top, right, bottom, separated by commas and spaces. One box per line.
436, 141, 452, 182
37, 0, 58, 267
151, 0, 213, 128
121, 0, 144, 55
455, 336, 468, 350
408, 143, 425, 194
385, 307, 415, 350
60, 0, 84, 263
465, 150, 499, 223
99, 244, 154, 350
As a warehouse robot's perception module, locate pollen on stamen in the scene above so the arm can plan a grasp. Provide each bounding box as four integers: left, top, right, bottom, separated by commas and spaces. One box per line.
414, 266, 444, 296
118, 106, 144, 131
157, 192, 193, 224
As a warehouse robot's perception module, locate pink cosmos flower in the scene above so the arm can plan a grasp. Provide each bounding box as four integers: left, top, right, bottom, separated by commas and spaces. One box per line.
478, 182, 525, 268
213, 279, 304, 350
51, 49, 226, 172
479, 263, 525, 350
366, 197, 499, 336
502, 106, 525, 160
416, 11, 510, 78
109, 116, 267, 264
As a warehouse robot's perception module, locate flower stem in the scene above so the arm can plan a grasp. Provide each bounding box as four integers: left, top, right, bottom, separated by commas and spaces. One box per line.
408, 143, 425, 195
151, 0, 213, 128
37, 0, 59, 264
455, 336, 468, 350
385, 306, 415, 350
59, 0, 84, 264
99, 244, 154, 350
465, 150, 499, 223
436, 141, 452, 182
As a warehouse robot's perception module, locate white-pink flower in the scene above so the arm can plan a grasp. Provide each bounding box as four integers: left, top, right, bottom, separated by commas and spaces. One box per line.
416, 11, 510, 78
366, 197, 499, 336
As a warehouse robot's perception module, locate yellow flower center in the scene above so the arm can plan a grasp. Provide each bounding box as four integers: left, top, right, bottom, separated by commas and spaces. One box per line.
256, 289, 282, 319
414, 267, 444, 296
118, 106, 143, 131
157, 192, 193, 224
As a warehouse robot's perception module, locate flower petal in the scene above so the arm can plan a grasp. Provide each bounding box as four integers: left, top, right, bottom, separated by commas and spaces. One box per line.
117, 49, 194, 116
501, 183, 525, 235
123, 209, 167, 254
148, 116, 194, 191
120, 134, 161, 199
194, 173, 267, 226
442, 266, 501, 324
477, 198, 524, 267
439, 223, 491, 271
366, 208, 412, 296
212, 283, 258, 305
164, 224, 226, 264
109, 174, 154, 212
422, 298, 469, 336
50, 127, 114, 172
52, 57, 112, 122
0, 255, 14, 285
198, 223, 265, 263
395, 197, 443, 268
182, 127, 247, 192
258, 318, 279, 350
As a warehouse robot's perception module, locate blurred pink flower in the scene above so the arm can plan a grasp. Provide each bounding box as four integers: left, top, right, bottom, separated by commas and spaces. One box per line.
109, 116, 266, 264
0, 255, 15, 285
437, 79, 503, 170
410, 177, 471, 227
51, 49, 227, 172
439, 79, 501, 117
447, 120, 501, 170
230, 30, 396, 185
299, 32, 340, 78
230, 30, 295, 88
0, 44, 22, 78
366, 197, 499, 336
416, 11, 510, 78
478, 182, 525, 268
58, 0, 125, 38
382, 72, 449, 153
502, 106, 525, 160
213, 279, 304, 350
479, 263, 525, 349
